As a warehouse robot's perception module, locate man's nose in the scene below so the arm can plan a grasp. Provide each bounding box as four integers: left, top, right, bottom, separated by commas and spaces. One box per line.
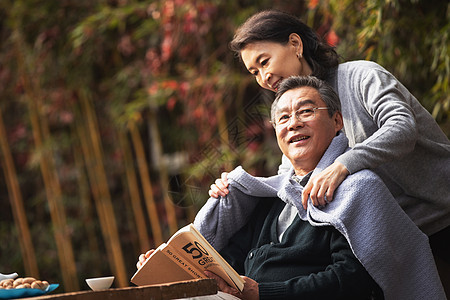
287, 114, 304, 130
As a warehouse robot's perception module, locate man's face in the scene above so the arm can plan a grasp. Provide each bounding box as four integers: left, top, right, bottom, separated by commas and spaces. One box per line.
274, 86, 343, 175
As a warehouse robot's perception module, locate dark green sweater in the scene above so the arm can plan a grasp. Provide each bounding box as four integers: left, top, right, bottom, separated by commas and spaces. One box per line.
220, 197, 381, 300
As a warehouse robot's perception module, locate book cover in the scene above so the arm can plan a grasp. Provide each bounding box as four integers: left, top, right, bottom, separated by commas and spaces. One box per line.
130, 244, 195, 286
159, 242, 207, 280
131, 223, 244, 292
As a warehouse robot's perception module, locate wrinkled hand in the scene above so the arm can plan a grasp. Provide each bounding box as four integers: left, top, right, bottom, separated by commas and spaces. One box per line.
136, 249, 154, 269
301, 161, 349, 209
208, 172, 229, 198
204, 271, 259, 300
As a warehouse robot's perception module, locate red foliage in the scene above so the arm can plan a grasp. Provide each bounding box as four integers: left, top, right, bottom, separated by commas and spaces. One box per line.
145, 48, 162, 75
8, 123, 27, 144
326, 29, 339, 47
118, 35, 136, 56
166, 97, 177, 111
308, 0, 319, 9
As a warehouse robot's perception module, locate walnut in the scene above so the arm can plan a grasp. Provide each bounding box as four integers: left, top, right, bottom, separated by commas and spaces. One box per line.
0, 277, 50, 290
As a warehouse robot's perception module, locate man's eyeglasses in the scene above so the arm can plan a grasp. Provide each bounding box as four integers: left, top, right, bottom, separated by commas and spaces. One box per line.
272, 107, 329, 127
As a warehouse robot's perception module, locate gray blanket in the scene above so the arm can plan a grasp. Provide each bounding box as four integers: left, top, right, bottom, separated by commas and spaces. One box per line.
194, 132, 446, 300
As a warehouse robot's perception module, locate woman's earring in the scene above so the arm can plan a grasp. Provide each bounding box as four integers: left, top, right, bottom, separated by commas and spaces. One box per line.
297, 53, 302, 59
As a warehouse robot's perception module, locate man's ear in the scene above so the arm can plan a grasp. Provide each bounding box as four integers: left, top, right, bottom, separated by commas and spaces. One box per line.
333, 111, 344, 133
288, 33, 304, 57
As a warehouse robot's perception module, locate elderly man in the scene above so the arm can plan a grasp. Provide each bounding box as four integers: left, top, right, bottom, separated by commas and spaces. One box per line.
193, 76, 445, 300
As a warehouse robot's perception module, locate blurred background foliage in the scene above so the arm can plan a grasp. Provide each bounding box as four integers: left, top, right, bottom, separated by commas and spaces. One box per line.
0, 0, 448, 292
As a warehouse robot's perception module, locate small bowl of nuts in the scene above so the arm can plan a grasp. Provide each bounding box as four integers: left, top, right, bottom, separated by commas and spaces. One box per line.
3, 277, 49, 290
0, 276, 58, 299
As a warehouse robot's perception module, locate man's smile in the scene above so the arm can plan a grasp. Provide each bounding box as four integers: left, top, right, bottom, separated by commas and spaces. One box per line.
289, 134, 310, 143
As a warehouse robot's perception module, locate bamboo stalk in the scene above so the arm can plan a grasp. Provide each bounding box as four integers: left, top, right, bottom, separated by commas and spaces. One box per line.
0, 107, 39, 278
128, 121, 163, 245
75, 115, 114, 272
11, 27, 79, 290
214, 90, 232, 171
27, 95, 79, 291
118, 131, 151, 251
147, 108, 178, 235
76, 89, 128, 287
72, 136, 101, 263
158, 165, 178, 234
36, 93, 80, 292
177, 172, 197, 223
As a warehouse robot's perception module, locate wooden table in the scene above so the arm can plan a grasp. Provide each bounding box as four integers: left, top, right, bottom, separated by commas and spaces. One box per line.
27, 279, 218, 300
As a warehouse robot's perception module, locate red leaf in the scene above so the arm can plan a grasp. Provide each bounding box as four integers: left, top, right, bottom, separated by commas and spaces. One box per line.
326, 29, 339, 47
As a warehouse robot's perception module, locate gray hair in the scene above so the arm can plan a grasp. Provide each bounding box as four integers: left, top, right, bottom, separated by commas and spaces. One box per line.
271, 76, 341, 124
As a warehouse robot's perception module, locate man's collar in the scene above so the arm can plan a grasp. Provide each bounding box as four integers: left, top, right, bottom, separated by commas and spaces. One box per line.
292, 171, 312, 187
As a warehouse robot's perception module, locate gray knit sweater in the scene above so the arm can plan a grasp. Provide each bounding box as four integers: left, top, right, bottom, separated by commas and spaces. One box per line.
279, 60, 450, 235
194, 132, 446, 300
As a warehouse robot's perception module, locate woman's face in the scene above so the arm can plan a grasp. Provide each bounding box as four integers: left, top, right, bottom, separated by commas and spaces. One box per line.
240, 35, 313, 92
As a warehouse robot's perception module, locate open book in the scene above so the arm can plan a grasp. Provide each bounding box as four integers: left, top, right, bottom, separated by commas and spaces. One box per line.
131, 223, 244, 292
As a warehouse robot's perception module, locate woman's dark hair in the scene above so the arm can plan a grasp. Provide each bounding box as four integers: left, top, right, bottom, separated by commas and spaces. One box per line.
229, 10, 339, 80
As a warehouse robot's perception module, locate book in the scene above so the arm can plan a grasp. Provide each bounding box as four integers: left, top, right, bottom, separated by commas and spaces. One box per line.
131, 223, 245, 292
